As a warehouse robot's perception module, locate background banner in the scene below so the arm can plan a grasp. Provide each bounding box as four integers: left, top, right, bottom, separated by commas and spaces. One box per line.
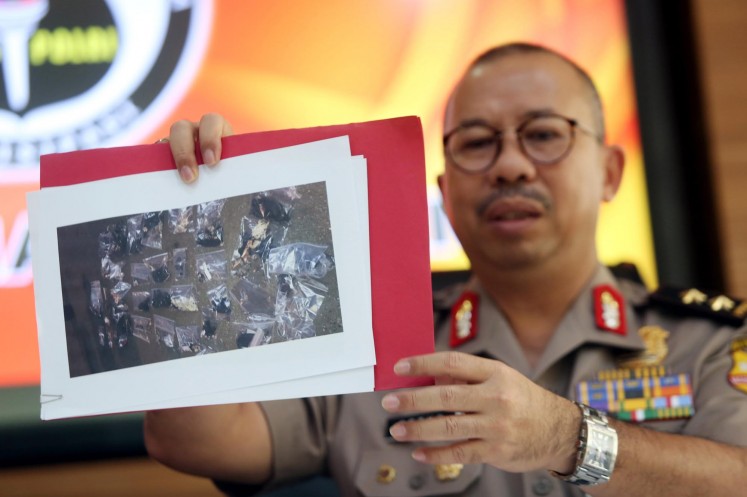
0, 0, 652, 387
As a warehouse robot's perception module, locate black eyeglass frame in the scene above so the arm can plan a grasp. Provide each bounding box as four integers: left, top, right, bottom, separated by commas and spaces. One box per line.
442, 113, 603, 174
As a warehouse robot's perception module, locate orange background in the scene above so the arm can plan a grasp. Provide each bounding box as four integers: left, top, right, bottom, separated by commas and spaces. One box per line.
0, 0, 653, 387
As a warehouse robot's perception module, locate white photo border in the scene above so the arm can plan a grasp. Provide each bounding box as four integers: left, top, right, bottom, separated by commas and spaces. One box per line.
29, 137, 375, 419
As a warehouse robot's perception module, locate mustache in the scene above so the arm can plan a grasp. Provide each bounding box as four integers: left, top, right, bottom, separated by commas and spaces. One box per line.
476, 185, 552, 217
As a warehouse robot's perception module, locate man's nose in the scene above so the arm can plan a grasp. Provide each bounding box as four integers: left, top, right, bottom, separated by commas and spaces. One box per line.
485, 134, 538, 184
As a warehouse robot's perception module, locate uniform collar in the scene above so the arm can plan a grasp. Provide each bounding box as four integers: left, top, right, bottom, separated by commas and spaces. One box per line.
437, 265, 646, 380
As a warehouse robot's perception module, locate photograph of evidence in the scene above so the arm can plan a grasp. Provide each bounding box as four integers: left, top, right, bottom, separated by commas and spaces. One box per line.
56, 181, 341, 377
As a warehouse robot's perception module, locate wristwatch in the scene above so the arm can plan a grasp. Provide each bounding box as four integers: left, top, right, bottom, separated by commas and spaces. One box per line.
550, 402, 618, 486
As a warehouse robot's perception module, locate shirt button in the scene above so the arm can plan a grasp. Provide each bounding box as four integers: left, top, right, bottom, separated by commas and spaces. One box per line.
409, 474, 426, 490
532, 476, 554, 496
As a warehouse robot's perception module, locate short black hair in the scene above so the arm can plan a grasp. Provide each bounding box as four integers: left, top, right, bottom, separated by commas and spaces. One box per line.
467, 42, 606, 140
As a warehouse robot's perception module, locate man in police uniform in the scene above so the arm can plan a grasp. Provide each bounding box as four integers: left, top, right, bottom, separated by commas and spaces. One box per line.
145, 43, 747, 496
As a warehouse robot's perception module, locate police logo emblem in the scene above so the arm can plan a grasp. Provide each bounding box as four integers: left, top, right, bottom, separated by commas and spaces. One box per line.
0, 0, 212, 169
0, 0, 211, 287
618, 325, 670, 368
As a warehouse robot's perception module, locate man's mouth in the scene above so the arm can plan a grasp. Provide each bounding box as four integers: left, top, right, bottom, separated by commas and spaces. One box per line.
477, 185, 551, 221
482, 198, 544, 234
484, 199, 543, 221
491, 210, 539, 221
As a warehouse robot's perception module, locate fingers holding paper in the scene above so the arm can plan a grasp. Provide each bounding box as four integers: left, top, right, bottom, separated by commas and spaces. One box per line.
169, 113, 234, 183
382, 352, 579, 474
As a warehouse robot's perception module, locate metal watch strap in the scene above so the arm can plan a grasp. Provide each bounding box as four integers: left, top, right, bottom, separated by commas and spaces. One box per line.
550, 402, 618, 486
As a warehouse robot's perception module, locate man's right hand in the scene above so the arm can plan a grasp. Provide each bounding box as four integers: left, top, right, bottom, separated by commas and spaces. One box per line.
167, 113, 234, 183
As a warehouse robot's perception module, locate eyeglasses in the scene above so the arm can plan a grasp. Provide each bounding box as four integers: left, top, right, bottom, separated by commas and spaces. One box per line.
443, 114, 602, 174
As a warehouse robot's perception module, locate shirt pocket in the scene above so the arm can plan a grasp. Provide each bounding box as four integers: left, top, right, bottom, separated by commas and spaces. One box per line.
354, 448, 482, 497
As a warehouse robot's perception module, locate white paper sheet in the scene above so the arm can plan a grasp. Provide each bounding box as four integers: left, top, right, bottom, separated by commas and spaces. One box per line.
29, 137, 375, 419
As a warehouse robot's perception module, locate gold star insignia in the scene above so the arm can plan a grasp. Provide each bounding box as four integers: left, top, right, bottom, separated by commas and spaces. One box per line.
709, 295, 735, 312
680, 288, 707, 305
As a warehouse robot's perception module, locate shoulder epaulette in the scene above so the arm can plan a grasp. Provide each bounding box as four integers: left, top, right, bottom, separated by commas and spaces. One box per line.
608, 262, 645, 286
432, 271, 471, 309
648, 285, 747, 327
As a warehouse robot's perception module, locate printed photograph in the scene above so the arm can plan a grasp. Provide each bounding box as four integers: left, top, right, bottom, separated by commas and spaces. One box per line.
56, 182, 342, 377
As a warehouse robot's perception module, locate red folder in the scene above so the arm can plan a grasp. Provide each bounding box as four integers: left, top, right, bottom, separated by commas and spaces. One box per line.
41, 116, 434, 390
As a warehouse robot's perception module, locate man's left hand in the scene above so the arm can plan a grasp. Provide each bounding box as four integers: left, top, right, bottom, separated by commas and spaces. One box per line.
381, 351, 579, 474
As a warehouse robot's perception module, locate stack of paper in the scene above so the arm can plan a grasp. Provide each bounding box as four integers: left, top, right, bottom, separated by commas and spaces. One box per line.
28, 117, 434, 420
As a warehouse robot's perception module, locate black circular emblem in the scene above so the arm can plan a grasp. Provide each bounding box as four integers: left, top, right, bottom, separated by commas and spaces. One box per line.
0, 0, 212, 169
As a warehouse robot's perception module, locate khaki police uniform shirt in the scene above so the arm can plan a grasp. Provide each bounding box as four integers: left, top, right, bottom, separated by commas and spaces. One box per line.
217, 265, 747, 497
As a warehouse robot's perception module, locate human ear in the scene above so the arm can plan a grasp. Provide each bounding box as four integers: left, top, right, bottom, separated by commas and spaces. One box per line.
601, 145, 625, 202
436, 173, 454, 220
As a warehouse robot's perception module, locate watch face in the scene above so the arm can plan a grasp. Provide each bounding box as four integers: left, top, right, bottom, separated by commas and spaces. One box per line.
587, 446, 610, 469
586, 427, 617, 470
